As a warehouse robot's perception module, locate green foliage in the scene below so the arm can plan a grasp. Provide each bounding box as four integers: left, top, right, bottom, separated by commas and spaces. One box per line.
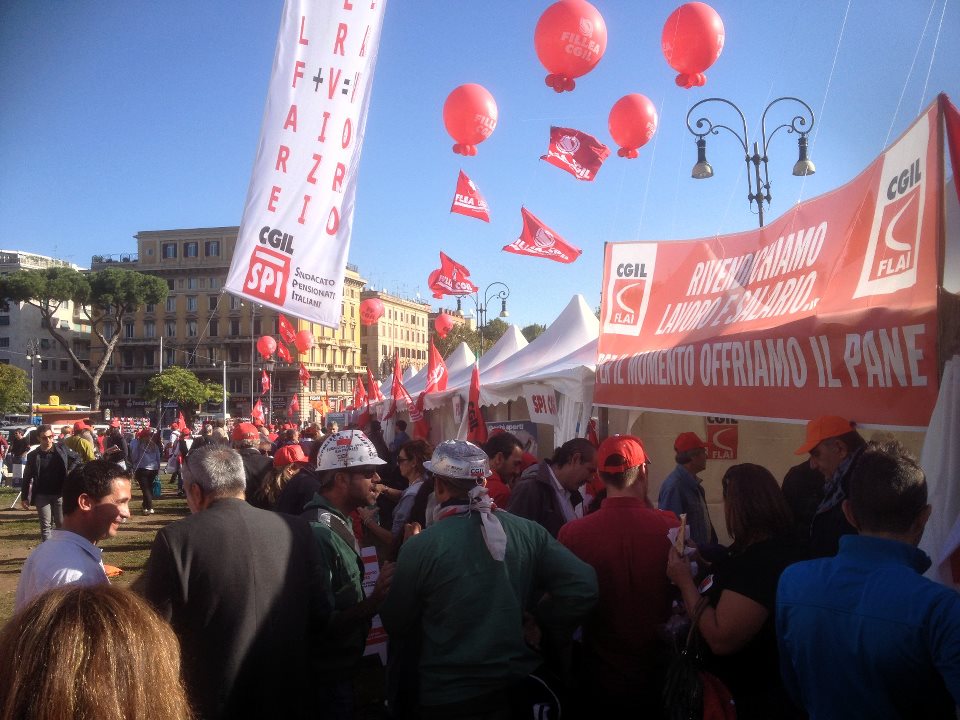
89, 268, 168, 311
521, 323, 547, 342
143, 367, 225, 414
433, 317, 512, 358
0, 365, 29, 415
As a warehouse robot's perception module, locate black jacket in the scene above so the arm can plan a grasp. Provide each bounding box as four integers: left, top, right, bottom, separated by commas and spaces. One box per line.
507, 461, 582, 538
236, 447, 274, 508
23, 443, 81, 503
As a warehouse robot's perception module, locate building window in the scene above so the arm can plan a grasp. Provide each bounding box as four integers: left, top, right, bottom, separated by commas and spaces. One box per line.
0, 316, 8, 326
0, 338, 8, 348
230, 296, 242, 310
187, 277, 198, 290
253, 318, 261, 335
162, 243, 177, 259
165, 321, 176, 337
209, 277, 219, 290
210, 320, 219, 337
122, 351, 134, 368
103, 323, 114, 339
186, 296, 198, 312
40, 359, 49, 371
165, 349, 175, 366
229, 347, 241, 363
186, 320, 197, 337
123, 380, 137, 395
184, 242, 199, 258
229, 378, 244, 393
144, 321, 155, 338
145, 303, 155, 313
229, 319, 241, 336
40, 380, 49, 391
205, 241, 220, 257
167, 279, 175, 291
59, 381, 69, 392
144, 350, 154, 367
60, 360, 68, 372
208, 295, 218, 311
124, 322, 134, 339
166, 297, 176, 312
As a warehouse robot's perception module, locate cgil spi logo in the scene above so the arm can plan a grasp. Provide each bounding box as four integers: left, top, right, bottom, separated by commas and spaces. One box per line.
243, 226, 295, 305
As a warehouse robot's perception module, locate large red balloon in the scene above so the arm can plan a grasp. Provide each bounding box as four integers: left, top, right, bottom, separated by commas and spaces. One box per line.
608, 94, 659, 159
443, 84, 498, 156
256, 335, 277, 359
434, 313, 456, 339
294, 330, 314, 354
359, 298, 385, 326
661, 2, 725, 88
534, 0, 607, 93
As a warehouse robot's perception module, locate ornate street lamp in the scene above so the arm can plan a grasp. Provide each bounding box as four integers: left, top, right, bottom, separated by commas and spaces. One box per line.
456, 282, 510, 357
686, 96, 816, 227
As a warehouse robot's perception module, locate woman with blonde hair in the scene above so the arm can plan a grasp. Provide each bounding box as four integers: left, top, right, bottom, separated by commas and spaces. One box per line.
0, 585, 192, 720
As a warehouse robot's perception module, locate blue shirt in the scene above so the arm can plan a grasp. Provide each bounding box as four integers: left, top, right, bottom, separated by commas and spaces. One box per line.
776, 534, 960, 719
658, 464, 716, 546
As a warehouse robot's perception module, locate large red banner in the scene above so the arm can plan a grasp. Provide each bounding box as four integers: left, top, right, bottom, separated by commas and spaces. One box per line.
595, 102, 946, 428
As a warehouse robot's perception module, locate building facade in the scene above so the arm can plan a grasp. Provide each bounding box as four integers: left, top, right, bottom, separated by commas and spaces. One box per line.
0, 251, 91, 406
359, 290, 431, 379
89, 227, 366, 423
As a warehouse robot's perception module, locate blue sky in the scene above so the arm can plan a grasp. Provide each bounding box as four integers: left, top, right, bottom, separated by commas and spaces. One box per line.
1, 0, 957, 329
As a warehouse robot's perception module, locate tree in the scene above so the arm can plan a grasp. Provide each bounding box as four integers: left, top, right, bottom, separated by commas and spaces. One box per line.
433, 323, 481, 358
143, 367, 226, 423
0, 365, 29, 415
521, 323, 547, 343
0, 267, 169, 411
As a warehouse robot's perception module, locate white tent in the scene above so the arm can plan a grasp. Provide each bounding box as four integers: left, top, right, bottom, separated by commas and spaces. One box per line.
403, 365, 416, 381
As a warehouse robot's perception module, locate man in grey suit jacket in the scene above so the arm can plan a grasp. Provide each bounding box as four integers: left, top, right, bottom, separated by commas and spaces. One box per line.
136, 444, 332, 720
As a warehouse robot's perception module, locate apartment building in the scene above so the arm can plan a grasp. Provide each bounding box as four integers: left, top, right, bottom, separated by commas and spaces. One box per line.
359, 290, 431, 379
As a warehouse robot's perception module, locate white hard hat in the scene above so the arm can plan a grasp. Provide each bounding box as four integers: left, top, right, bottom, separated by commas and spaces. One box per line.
316, 430, 387, 471
424, 440, 491, 484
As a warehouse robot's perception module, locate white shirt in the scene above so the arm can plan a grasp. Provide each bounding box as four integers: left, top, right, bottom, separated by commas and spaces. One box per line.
15, 529, 109, 611
547, 464, 582, 524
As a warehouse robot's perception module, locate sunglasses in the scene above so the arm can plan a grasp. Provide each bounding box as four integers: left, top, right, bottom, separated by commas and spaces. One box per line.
41, 434, 54, 439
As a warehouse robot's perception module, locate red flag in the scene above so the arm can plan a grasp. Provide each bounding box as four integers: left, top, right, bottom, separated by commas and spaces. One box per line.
277, 314, 297, 345
177, 411, 188, 433
261, 370, 271, 394
367, 368, 385, 402
353, 375, 368, 409
276, 343, 293, 363
298, 362, 311, 385
503, 207, 581, 264
466, 364, 488, 444
287, 394, 300, 418
411, 392, 430, 440
585, 417, 600, 448
251, 399, 265, 423
450, 170, 491, 222
428, 252, 479, 299
391, 352, 414, 406
541, 126, 610, 181
425, 341, 448, 393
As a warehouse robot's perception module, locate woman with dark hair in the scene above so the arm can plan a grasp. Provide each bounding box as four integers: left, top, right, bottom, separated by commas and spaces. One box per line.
390, 439, 433, 538
0, 585, 192, 720
666, 463, 803, 720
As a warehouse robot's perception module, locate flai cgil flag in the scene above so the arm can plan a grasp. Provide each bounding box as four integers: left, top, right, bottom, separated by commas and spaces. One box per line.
223, 0, 388, 328
276, 343, 293, 363
450, 170, 491, 222
287, 394, 300, 418
278, 314, 297, 345
504, 208, 582, 264
428, 252, 479, 298
298, 362, 311, 385
541, 126, 610, 181
425, 341, 448, 393
261, 370, 271, 394
252, 399, 265, 423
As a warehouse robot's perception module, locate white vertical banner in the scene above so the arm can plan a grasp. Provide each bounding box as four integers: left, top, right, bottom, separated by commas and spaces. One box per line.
225, 0, 388, 327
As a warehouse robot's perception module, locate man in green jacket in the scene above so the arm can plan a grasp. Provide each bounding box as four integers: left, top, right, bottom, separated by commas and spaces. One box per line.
380, 440, 598, 719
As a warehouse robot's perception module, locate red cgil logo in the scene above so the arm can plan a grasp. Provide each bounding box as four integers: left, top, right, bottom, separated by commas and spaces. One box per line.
244, 247, 290, 305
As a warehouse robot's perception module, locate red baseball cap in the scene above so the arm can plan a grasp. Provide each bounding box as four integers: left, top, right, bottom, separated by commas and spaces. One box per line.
273, 444, 309, 468
73, 421, 91, 433
795, 416, 855, 455
109, 418, 121, 428
231, 422, 260, 443
674, 432, 708, 454
596, 435, 648, 473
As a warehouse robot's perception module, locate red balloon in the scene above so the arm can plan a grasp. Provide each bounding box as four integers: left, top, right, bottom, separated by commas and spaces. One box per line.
256, 335, 276, 359
608, 94, 659, 159
294, 330, 314, 354
443, 84, 498, 156
359, 298, 385, 326
434, 313, 456, 339
534, 0, 607, 93
661, 3, 725, 88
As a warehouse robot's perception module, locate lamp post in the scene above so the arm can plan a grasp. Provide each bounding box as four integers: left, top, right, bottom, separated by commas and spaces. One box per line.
686, 96, 816, 227
262, 359, 275, 426
456, 282, 510, 357
25, 339, 41, 424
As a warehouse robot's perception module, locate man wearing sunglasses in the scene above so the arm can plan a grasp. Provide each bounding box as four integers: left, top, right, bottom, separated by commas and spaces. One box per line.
21, 424, 82, 541
302, 429, 395, 720
794, 415, 866, 558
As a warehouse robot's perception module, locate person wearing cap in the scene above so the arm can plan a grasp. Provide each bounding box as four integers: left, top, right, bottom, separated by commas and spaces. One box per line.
230, 422, 274, 509
135, 444, 331, 720
16, 460, 132, 611
777, 440, 960, 718
103, 418, 129, 469
795, 415, 866, 558
21, 424, 83, 541
65, 421, 97, 463
508, 438, 597, 538
558, 435, 680, 715
130, 427, 162, 515
380, 440, 598, 718
300, 430, 395, 718
481, 431, 524, 507
254, 443, 309, 510
658, 431, 718, 547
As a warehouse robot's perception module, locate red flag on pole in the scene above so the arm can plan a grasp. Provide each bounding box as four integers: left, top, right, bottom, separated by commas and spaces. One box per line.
261, 370, 271, 394
541, 126, 610, 181
277, 314, 297, 345
352, 375, 368, 409
177, 411, 188, 433
251, 399, 265, 423
287, 394, 300, 418
276, 343, 293, 363
367, 368, 385, 402
298, 362, 311, 385
425, 341, 448, 394
391, 352, 414, 406
427, 252, 479, 298
450, 170, 491, 222
466, 364, 488, 444
503, 207, 581, 264
585, 417, 600, 448
411, 392, 430, 440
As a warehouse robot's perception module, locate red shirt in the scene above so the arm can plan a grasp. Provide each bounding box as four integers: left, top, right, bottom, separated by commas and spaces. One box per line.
558, 496, 679, 700
485, 471, 511, 508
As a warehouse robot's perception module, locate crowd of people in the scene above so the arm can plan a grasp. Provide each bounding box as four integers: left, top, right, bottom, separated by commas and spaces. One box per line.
1, 412, 958, 720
